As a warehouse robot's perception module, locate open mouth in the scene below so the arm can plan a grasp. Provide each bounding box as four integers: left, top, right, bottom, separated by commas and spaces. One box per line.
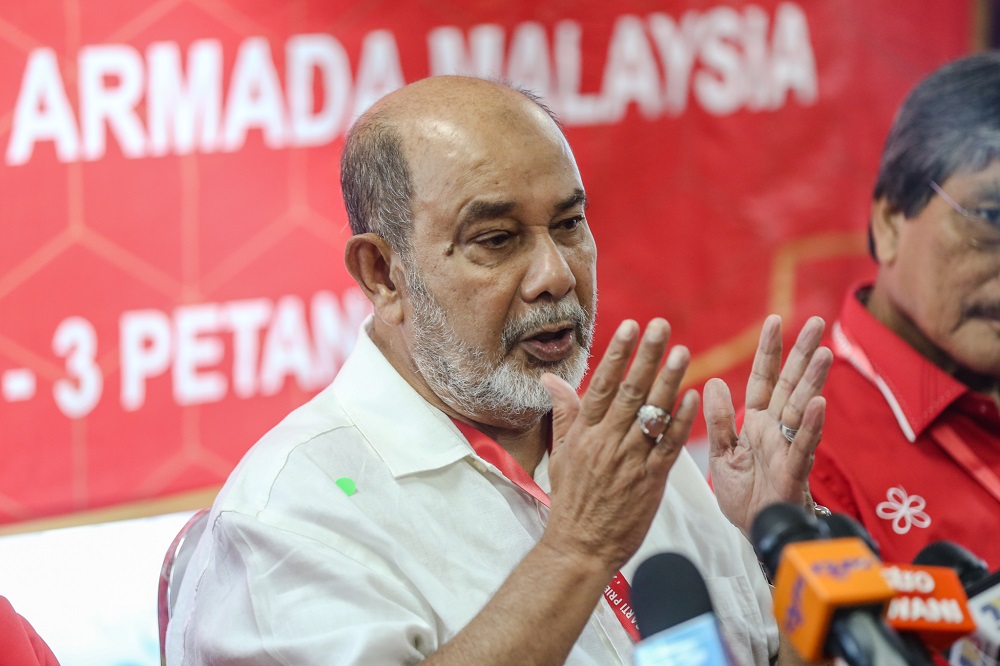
520, 326, 576, 362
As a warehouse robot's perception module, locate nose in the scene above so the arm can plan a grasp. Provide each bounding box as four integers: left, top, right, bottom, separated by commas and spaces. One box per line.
520, 233, 577, 303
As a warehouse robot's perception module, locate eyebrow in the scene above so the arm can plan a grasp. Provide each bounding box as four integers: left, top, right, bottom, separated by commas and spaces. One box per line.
459, 199, 517, 226
554, 189, 588, 215
457, 188, 588, 227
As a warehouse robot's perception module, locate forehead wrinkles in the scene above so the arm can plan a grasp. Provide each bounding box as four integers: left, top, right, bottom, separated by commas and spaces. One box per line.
405, 117, 576, 221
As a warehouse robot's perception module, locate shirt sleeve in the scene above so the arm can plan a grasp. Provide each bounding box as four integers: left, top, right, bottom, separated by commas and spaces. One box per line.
175, 510, 439, 665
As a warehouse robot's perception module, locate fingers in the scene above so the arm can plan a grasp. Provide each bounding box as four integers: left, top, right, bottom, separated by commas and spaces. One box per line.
604, 319, 673, 433
579, 319, 671, 430
629, 343, 693, 453
767, 316, 826, 421
778, 345, 833, 431
643, 345, 689, 411
576, 318, 692, 454
784, 396, 826, 482
648, 389, 699, 470
578, 320, 641, 425
744, 315, 782, 411
703, 378, 738, 459
541, 373, 581, 453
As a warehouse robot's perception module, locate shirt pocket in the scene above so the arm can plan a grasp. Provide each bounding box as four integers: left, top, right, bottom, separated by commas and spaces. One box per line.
704, 575, 771, 666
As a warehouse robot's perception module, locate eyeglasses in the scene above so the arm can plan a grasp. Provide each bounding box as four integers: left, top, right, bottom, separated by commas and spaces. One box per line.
929, 180, 1000, 249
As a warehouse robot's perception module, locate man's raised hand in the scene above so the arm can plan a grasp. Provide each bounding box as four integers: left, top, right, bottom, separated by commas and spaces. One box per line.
704, 315, 832, 536
540, 318, 700, 571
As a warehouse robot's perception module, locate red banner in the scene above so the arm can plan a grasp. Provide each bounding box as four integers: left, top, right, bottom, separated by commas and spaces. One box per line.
0, 1, 973, 527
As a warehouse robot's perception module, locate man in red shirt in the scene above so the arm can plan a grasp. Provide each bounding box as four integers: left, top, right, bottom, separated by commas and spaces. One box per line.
810, 52, 1000, 569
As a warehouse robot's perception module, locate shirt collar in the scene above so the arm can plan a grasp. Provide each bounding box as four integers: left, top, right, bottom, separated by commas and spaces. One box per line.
451, 418, 553, 494
836, 282, 970, 439
330, 318, 473, 478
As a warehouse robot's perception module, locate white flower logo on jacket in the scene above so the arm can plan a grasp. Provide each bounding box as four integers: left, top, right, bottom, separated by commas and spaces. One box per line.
876, 486, 931, 535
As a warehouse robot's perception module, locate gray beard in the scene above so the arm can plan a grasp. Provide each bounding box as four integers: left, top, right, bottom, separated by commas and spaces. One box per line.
405, 265, 594, 429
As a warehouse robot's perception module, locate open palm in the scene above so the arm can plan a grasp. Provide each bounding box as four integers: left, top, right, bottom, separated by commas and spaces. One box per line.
704, 315, 832, 536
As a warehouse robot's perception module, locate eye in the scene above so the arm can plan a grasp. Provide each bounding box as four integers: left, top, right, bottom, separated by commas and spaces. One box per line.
475, 231, 514, 249
556, 215, 584, 231
970, 206, 1000, 227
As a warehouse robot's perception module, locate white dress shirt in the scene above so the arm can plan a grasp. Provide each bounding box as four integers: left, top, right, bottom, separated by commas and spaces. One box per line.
166, 321, 779, 665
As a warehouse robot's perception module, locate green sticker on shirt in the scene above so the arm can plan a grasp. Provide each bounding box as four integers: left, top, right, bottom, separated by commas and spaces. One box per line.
335, 477, 357, 496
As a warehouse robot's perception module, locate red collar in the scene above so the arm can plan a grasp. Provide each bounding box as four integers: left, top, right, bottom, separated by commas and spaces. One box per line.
835, 282, 971, 438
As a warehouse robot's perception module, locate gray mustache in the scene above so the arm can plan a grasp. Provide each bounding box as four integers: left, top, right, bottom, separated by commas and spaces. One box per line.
500, 301, 593, 353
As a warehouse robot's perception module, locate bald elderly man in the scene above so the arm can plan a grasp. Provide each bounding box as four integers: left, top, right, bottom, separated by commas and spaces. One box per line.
166, 77, 831, 665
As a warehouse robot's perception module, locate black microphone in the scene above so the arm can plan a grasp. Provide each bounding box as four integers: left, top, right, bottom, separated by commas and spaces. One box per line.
952, 569, 1000, 665
912, 542, 1000, 666
913, 542, 990, 591
818, 512, 881, 558
630, 552, 733, 665
752, 502, 933, 666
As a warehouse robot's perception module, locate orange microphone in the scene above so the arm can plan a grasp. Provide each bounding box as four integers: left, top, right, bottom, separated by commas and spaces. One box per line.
772, 536, 897, 663
882, 564, 977, 653
818, 513, 978, 657
753, 503, 932, 666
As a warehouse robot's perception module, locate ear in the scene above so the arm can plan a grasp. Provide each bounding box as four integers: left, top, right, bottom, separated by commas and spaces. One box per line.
344, 233, 405, 326
870, 198, 903, 265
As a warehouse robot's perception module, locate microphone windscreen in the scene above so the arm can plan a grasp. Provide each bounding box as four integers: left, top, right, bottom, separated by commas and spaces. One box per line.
750, 502, 828, 578
631, 552, 713, 640
819, 512, 882, 558
912, 541, 989, 591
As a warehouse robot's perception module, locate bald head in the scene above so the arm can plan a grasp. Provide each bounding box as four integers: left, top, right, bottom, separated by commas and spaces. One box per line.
340, 77, 563, 257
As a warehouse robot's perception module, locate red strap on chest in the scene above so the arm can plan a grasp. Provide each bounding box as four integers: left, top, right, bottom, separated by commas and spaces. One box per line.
931, 422, 1000, 507
454, 420, 641, 642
